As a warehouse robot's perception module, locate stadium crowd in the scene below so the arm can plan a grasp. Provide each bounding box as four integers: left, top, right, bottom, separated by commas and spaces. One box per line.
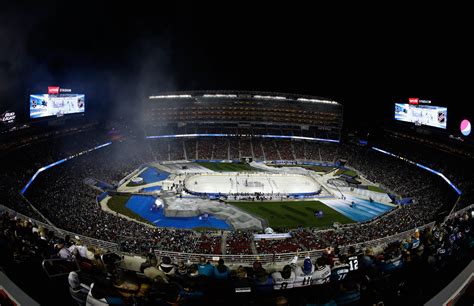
1, 203, 472, 305
0, 128, 470, 259
373, 133, 474, 208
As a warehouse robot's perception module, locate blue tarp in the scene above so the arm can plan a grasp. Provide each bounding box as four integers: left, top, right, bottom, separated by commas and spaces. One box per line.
96, 181, 114, 190
97, 192, 108, 202
125, 195, 231, 230
139, 167, 170, 184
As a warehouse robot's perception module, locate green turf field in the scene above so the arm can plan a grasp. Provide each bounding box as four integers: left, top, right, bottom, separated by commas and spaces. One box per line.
228, 201, 353, 229
106, 195, 153, 225
270, 164, 335, 172
367, 185, 387, 193
198, 162, 263, 172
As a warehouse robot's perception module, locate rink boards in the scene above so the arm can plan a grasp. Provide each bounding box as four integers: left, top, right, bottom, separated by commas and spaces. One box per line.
184, 173, 319, 195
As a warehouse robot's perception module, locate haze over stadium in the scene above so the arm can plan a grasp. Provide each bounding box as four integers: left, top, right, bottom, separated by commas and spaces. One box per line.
0, 2, 473, 306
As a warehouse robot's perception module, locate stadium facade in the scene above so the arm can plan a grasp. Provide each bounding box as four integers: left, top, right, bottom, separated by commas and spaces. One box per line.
144, 91, 343, 141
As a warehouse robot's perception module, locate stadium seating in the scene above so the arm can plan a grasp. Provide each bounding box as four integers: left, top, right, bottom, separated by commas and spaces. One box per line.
1, 122, 473, 304
0, 205, 472, 304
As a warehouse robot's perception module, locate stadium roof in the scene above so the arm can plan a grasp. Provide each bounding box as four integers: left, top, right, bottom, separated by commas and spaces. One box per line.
149, 91, 340, 105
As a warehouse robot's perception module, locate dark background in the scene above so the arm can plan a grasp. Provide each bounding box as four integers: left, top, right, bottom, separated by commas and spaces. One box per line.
0, 2, 472, 135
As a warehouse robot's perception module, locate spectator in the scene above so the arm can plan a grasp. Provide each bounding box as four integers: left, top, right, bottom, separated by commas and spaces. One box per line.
291, 255, 314, 287
359, 248, 375, 271
271, 265, 295, 290
213, 258, 230, 280
89, 277, 125, 305
140, 253, 157, 272
334, 280, 361, 305
158, 256, 175, 276
68, 271, 89, 304
330, 255, 351, 283
143, 263, 169, 284
251, 259, 262, 278
197, 256, 214, 278
275, 295, 289, 306
233, 265, 252, 292
254, 267, 273, 294
56, 239, 73, 260
312, 257, 331, 285
176, 260, 188, 277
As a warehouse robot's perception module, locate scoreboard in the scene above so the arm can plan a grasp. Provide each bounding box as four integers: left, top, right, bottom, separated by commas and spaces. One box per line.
30, 92, 85, 119
395, 103, 447, 129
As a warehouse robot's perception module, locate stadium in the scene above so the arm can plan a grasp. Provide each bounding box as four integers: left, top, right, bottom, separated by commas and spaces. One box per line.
1, 89, 474, 305
91, 92, 398, 233
1, 4, 473, 305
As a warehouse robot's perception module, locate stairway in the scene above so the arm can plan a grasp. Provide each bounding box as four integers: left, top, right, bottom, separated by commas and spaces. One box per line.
260, 141, 267, 161
250, 139, 255, 159
183, 140, 187, 160
221, 231, 228, 254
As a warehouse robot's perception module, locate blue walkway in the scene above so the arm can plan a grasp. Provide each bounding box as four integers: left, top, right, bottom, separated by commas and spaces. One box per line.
96, 180, 114, 190
139, 167, 170, 184
125, 195, 231, 230
320, 197, 393, 222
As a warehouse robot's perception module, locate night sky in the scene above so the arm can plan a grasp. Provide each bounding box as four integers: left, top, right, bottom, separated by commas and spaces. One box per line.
0, 2, 471, 132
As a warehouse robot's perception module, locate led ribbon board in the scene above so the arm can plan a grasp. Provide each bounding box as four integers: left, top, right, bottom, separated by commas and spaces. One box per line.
21, 142, 112, 194
146, 134, 339, 143
371, 147, 462, 195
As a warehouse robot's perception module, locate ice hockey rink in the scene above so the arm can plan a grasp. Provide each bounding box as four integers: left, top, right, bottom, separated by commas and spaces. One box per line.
184, 173, 320, 195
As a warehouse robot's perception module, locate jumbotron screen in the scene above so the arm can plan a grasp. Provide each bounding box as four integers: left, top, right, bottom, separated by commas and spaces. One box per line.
395, 103, 447, 129
30, 94, 85, 119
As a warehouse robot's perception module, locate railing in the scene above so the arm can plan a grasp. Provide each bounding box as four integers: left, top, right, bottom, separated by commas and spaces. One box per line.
153, 222, 430, 265
1, 203, 472, 265
152, 250, 305, 266
154, 203, 474, 265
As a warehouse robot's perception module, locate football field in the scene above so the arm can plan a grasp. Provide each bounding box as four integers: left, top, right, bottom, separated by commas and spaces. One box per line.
228, 200, 353, 229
